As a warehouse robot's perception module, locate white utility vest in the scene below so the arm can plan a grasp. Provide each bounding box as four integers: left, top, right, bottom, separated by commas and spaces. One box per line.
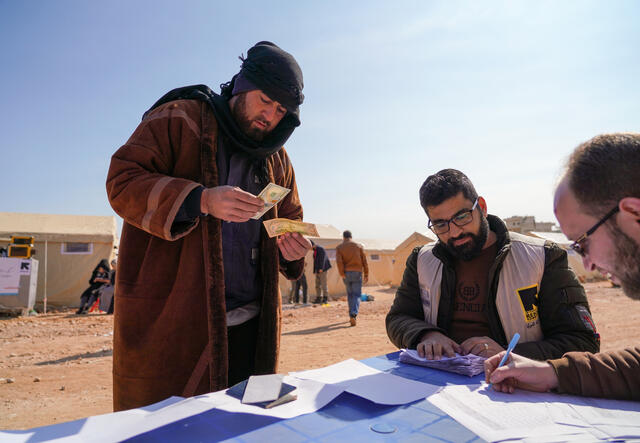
417, 232, 546, 343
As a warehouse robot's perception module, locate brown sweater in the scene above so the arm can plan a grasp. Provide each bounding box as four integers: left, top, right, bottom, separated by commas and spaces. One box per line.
336, 240, 368, 278
106, 99, 304, 411
549, 346, 640, 401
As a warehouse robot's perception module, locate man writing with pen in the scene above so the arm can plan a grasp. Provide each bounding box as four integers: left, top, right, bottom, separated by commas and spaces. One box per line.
486, 134, 640, 401
386, 169, 600, 361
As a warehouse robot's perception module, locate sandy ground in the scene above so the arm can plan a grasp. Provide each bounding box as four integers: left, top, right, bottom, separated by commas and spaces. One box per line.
1, 281, 639, 430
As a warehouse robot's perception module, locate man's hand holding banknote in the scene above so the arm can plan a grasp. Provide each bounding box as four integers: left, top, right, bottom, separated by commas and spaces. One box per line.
254, 183, 314, 261
200, 182, 313, 260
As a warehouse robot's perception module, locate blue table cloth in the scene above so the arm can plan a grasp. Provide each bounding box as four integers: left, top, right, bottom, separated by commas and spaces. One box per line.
127, 351, 485, 442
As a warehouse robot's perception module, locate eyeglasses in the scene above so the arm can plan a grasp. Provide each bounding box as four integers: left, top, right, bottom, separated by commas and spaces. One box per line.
428, 199, 478, 235
570, 205, 619, 257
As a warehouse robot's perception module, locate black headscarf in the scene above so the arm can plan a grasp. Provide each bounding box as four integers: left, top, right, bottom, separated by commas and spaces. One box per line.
228, 41, 304, 123
143, 41, 304, 165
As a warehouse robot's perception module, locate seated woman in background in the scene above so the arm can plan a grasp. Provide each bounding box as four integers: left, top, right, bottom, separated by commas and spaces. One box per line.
76, 259, 111, 315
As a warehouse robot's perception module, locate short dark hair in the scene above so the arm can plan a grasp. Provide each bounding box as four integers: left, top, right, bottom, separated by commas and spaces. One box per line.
343, 230, 352, 239
419, 169, 478, 211
566, 133, 640, 216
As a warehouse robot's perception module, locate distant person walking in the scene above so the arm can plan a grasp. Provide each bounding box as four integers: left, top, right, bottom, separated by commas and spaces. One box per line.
312, 241, 331, 304
336, 230, 368, 326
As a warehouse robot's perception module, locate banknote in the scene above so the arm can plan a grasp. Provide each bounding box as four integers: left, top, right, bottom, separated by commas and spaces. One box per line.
263, 218, 319, 238
251, 183, 291, 220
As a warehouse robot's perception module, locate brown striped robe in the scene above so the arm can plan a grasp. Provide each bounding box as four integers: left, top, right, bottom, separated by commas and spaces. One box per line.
106, 99, 304, 411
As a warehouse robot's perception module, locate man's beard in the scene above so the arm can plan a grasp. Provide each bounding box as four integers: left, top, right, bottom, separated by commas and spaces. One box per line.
444, 214, 490, 261
609, 222, 640, 300
231, 93, 271, 142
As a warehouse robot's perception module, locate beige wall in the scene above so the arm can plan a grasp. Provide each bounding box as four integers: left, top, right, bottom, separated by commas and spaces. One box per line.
32, 240, 115, 308
391, 236, 434, 286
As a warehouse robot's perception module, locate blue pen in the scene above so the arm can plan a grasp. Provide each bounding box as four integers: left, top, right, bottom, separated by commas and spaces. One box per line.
488, 332, 520, 389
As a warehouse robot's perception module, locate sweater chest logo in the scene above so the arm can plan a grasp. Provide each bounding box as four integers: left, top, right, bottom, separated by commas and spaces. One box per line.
516, 284, 539, 323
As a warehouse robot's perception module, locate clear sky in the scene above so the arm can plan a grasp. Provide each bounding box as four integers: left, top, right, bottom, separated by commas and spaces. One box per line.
1, 1, 639, 242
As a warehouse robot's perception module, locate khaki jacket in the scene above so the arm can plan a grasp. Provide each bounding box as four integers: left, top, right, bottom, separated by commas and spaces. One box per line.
106, 99, 304, 411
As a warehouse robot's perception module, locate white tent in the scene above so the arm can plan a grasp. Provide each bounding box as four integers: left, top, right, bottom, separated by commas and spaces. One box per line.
0, 212, 117, 309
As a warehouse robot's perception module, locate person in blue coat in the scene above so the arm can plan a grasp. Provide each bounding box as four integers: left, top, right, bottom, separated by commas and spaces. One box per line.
311, 241, 332, 304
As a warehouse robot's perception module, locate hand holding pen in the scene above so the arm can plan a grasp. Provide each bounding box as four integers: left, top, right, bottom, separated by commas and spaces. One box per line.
484, 334, 559, 394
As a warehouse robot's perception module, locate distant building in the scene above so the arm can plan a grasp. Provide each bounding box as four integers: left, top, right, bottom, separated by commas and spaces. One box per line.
504, 215, 555, 233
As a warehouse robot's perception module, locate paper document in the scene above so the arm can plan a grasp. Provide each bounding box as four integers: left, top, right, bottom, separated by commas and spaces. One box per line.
399, 349, 486, 377
291, 358, 440, 405
428, 384, 640, 442
429, 384, 599, 442
562, 397, 640, 439
569, 396, 640, 427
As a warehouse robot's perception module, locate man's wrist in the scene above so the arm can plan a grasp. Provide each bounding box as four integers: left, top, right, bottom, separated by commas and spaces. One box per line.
199, 187, 208, 215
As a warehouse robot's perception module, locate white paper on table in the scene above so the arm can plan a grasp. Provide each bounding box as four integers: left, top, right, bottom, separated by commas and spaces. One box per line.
32, 376, 343, 442
520, 430, 607, 443
595, 424, 640, 439
289, 358, 380, 384
547, 395, 640, 439
568, 396, 640, 427
96, 395, 231, 442
0, 396, 184, 443
428, 384, 591, 442
291, 358, 440, 405
198, 376, 344, 419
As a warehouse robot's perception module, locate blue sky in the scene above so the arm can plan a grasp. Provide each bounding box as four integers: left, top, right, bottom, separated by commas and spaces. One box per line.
1, 1, 639, 242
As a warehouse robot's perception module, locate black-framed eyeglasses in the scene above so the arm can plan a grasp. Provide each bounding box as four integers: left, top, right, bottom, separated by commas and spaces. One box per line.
570, 205, 620, 257
428, 199, 478, 235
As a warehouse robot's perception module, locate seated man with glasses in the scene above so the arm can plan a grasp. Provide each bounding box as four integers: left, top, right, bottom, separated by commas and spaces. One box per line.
386, 169, 600, 361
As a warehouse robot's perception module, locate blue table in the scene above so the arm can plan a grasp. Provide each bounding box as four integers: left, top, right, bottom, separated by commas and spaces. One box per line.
128, 352, 485, 442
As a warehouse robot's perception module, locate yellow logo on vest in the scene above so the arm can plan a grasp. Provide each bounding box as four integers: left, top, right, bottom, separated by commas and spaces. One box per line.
516, 284, 539, 323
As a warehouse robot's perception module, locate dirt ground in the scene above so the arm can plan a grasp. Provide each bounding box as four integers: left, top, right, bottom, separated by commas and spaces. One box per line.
1, 281, 639, 431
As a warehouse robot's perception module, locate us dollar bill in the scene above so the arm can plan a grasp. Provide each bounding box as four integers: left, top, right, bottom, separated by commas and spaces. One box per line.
251, 183, 291, 220
263, 218, 319, 238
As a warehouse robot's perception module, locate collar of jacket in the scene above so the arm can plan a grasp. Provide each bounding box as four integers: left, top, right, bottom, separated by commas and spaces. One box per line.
143, 84, 297, 162
431, 214, 512, 266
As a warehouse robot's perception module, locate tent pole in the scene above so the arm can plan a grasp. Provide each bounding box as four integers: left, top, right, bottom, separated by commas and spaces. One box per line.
44, 240, 48, 314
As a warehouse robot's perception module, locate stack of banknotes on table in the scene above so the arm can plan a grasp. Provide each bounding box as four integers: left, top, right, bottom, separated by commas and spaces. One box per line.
399, 349, 486, 377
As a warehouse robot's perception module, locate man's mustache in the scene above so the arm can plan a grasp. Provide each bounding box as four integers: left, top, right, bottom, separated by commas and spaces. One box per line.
448, 234, 473, 246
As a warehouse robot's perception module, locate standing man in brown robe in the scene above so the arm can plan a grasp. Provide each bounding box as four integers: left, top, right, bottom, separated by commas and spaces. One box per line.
485, 133, 640, 401
106, 41, 311, 411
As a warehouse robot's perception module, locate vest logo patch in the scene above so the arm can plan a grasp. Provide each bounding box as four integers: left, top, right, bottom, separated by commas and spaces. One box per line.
517, 284, 539, 323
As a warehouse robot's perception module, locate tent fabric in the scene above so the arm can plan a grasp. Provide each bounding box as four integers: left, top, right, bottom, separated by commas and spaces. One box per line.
0, 212, 117, 308
0, 212, 116, 242
313, 224, 342, 238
